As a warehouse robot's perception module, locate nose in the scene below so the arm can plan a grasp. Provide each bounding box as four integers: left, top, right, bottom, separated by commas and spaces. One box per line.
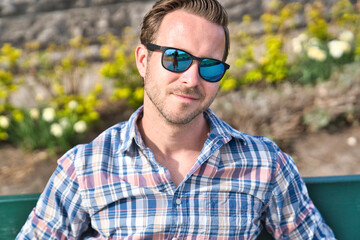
179, 61, 201, 87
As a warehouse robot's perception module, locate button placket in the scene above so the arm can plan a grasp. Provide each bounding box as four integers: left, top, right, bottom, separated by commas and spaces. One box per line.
169, 197, 182, 238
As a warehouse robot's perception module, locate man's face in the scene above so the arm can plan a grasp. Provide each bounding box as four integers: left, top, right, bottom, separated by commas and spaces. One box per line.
141, 10, 226, 125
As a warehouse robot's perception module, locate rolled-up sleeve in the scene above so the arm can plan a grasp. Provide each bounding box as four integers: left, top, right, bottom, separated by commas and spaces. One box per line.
16, 147, 89, 240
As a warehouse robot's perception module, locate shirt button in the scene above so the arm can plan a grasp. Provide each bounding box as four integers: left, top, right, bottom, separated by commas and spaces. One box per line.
158, 168, 165, 174
175, 198, 181, 205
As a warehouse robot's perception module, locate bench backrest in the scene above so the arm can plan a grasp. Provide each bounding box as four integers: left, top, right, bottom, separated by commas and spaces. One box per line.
1, 175, 359, 239
0, 193, 40, 239
258, 174, 360, 239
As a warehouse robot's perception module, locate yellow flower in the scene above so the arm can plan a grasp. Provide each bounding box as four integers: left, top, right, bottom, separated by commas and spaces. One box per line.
245, 70, 263, 83
13, 110, 24, 122
50, 123, 63, 137
114, 87, 131, 99
221, 78, 237, 92
29, 108, 40, 120
100, 45, 112, 59
73, 120, 87, 133
42, 107, 56, 122
0, 69, 13, 84
339, 30, 354, 43
307, 46, 326, 61
68, 100, 78, 110
88, 111, 99, 121
291, 33, 308, 54
69, 35, 85, 48
242, 15, 252, 24
328, 40, 351, 58
94, 83, 103, 93
61, 57, 72, 69
0, 116, 10, 129
0, 132, 8, 140
133, 88, 144, 101
1, 43, 22, 64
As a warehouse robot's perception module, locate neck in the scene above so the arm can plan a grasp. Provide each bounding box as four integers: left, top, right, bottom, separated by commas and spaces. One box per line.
137, 106, 209, 158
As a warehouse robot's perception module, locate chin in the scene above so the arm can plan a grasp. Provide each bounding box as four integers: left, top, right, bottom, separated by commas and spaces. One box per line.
161, 107, 205, 125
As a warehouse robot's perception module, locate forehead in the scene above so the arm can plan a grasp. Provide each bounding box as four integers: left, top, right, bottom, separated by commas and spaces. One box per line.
154, 10, 225, 59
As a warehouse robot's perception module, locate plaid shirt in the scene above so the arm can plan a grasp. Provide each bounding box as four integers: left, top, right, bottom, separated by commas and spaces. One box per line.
17, 107, 335, 239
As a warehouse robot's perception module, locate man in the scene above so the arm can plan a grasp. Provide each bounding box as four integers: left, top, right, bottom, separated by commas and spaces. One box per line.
17, 0, 335, 239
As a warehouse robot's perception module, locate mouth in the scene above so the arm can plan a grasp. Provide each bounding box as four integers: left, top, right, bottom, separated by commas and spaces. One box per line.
169, 87, 204, 104
172, 93, 199, 103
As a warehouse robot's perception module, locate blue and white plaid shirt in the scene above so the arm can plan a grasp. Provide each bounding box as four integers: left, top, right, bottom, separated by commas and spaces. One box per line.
17, 106, 335, 239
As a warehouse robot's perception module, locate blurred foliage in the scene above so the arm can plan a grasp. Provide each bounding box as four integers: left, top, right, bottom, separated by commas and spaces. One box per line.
0, 44, 24, 141
222, 0, 360, 90
289, 0, 358, 85
1, 0, 360, 153
8, 107, 88, 154
305, 2, 330, 41
99, 28, 143, 107
304, 108, 332, 132
2, 36, 104, 153
221, 1, 302, 90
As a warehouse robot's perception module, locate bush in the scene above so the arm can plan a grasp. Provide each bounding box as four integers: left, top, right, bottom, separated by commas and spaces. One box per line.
223, 0, 360, 91
99, 29, 143, 107
8, 107, 88, 153
1, 37, 103, 153
2, 0, 360, 153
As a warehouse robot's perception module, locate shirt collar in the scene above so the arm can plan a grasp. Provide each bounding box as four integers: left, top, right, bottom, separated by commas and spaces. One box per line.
118, 106, 246, 153
204, 108, 246, 145
118, 106, 145, 153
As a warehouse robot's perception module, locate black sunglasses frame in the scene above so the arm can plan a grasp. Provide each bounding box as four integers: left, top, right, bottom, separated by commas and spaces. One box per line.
145, 43, 230, 82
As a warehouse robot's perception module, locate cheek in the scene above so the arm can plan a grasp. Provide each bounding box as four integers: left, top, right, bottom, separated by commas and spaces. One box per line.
145, 61, 176, 92
147, 64, 179, 86
204, 82, 220, 96
147, 56, 168, 78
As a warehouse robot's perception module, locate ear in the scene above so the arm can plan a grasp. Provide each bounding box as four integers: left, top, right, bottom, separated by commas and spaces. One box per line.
135, 44, 148, 78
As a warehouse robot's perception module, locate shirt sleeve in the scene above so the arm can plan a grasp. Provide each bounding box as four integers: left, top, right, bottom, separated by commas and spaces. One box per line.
16, 147, 90, 240
263, 149, 336, 239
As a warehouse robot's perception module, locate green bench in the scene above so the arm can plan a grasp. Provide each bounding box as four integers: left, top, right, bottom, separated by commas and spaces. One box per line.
1, 175, 359, 239
258, 174, 360, 239
0, 192, 40, 239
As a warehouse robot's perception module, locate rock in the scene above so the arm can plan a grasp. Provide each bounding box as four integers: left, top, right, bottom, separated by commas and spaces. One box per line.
0, 0, 340, 48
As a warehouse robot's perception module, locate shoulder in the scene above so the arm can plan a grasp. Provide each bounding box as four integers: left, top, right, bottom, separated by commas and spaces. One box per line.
64, 107, 143, 171
205, 108, 284, 158
56, 120, 130, 179
238, 132, 282, 156
73, 121, 129, 164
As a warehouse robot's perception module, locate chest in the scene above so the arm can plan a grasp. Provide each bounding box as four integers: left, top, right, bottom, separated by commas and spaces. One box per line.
155, 151, 199, 187
87, 183, 265, 239
79, 142, 274, 239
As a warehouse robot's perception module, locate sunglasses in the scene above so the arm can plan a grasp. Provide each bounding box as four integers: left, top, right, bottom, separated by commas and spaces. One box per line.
145, 43, 230, 82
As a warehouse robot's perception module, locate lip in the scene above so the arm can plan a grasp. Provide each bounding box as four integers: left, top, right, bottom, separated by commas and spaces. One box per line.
172, 93, 199, 103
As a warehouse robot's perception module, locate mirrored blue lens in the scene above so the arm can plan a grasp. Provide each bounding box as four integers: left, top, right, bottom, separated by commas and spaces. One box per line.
162, 48, 226, 82
163, 49, 192, 72
199, 59, 225, 82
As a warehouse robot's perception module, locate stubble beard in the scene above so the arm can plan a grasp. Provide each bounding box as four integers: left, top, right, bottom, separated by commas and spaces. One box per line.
143, 69, 218, 126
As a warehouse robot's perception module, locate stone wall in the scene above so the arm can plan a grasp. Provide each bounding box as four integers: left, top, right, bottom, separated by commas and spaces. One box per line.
0, 0, 340, 47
